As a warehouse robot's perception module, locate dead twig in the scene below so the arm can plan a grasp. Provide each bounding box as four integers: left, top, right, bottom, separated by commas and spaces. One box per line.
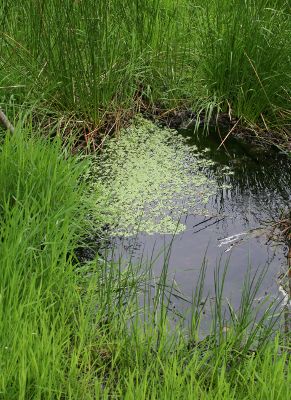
0, 108, 15, 134
217, 118, 241, 150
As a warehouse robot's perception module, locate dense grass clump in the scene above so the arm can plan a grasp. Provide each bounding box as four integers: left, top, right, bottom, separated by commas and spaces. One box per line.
0, 0, 188, 121
193, 0, 291, 129
0, 0, 290, 134
0, 129, 94, 397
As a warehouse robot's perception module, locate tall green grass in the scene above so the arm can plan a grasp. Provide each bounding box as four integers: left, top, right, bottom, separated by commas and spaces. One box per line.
0, 126, 290, 398
1, 0, 289, 132
193, 0, 291, 128
0, 0, 190, 122
0, 127, 94, 397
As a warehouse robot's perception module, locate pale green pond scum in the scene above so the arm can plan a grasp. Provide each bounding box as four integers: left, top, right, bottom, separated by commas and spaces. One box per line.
92, 118, 231, 236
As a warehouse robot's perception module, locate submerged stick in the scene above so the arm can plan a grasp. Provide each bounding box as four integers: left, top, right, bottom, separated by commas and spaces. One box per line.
0, 108, 15, 134
284, 245, 291, 346
217, 118, 241, 150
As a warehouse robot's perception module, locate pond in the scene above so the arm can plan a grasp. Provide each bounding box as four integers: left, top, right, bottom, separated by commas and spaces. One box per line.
94, 118, 291, 323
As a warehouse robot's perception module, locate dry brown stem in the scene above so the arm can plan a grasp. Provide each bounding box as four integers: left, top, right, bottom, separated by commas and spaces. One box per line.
0, 108, 15, 134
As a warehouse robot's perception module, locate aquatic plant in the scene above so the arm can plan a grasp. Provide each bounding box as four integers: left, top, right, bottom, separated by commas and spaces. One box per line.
91, 118, 231, 236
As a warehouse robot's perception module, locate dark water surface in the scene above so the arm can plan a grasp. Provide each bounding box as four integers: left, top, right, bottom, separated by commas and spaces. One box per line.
111, 129, 291, 319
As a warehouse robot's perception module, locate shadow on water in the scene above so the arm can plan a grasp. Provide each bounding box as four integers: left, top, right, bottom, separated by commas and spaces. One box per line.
110, 127, 291, 322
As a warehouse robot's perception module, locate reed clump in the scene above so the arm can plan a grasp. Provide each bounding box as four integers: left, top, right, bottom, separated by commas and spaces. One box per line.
0, 0, 290, 139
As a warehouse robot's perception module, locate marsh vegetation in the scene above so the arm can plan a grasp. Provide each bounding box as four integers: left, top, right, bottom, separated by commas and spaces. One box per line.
0, 1, 290, 398
1, 0, 290, 140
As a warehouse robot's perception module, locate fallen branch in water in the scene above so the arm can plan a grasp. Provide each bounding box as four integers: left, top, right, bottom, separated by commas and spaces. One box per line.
0, 108, 15, 134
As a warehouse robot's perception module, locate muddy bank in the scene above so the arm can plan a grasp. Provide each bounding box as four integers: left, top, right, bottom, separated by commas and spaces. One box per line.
145, 107, 291, 154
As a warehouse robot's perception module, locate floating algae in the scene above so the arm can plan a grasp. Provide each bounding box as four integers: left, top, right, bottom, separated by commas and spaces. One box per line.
92, 118, 231, 236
